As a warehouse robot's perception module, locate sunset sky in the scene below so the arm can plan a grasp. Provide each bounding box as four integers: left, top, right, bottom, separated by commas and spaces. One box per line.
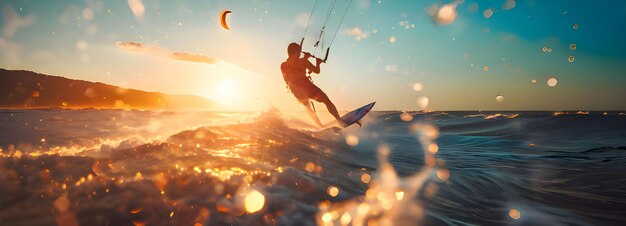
1, 0, 625, 111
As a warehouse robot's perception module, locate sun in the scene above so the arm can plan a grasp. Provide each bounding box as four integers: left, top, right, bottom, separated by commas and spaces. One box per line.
214, 79, 238, 102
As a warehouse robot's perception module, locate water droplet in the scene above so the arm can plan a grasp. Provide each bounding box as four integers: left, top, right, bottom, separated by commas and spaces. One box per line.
483, 8, 493, 18
327, 186, 339, 197
428, 143, 439, 153
437, 169, 450, 181
400, 112, 413, 122
346, 135, 359, 146
496, 95, 504, 103
547, 76, 558, 87
568, 56, 575, 62
360, 173, 371, 183
569, 43, 577, 51
509, 208, 521, 219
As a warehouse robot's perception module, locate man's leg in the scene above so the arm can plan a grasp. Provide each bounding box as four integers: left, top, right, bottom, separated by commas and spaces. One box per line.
301, 99, 323, 127
313, 92, 344, 124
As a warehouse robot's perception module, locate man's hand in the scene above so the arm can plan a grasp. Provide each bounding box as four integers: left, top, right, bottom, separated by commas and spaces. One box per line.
316, 57, 323, 65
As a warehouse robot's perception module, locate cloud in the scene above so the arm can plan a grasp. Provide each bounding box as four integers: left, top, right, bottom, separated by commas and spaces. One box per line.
2, 5, 36, 38
127, 0, 145, 21
170, 52, 217, 64
116, 41, 218, 65
116, 41, 151, 52
0, 37, 22, 65
1, 5, 35, 67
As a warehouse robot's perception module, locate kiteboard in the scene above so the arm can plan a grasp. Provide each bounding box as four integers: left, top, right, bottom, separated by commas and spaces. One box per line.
321, 102, 375, 129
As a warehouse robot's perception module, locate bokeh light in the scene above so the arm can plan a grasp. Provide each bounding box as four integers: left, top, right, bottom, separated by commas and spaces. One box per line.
244, 190, 265, 213
496, 95, 504, 103
547, 76, 558, 87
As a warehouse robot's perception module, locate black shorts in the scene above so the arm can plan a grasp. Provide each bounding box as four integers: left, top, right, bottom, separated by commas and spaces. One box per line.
289, 79, 324, 104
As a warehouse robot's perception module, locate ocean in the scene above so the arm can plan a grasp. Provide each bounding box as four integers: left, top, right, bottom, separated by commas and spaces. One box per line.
1, 109, 625, 226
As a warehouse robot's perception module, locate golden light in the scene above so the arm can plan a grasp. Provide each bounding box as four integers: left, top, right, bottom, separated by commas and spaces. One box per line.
130, 208, 143, 214
321, 212, 333, 223
214, 79, 238, 102
568, 56, 575, 63
360, 173, 371, 184
400, 112, 413, 122
483, 66, 489, 72
435, 3, 458, 25
412, 82, 423, 91
437, 169, 450, 181
428, 143, 439, 154
346, 135, 359, 146
54, 193, 70, 212
327, 186, 339, 197
340, 212, 352, 225
244, 190, 265, 213
417, 96, 429, 110
395, 191, 405, 200
421, 124, 439, 139
357, 203, 370, 215
305, 162, 316, 172
389, 36, 396, 43
509, 208, 521, 219
531, 79, 537, 84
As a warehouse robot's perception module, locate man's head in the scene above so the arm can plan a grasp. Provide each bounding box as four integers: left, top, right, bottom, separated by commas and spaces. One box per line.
287, 42, 301, 57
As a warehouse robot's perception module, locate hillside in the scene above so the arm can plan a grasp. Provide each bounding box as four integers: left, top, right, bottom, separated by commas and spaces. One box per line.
0, 69, 213, 109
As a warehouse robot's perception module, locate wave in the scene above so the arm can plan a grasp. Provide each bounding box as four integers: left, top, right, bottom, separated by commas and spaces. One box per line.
1, 110, 626, 225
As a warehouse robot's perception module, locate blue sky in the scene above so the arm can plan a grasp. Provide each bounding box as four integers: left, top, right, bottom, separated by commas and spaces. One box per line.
1, 0, 625, 111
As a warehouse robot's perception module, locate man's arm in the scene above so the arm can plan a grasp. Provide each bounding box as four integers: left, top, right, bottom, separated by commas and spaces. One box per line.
304, 58, 321, 74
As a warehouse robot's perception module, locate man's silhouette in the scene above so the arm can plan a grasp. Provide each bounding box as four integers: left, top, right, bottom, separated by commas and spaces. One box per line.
281, 42, 343, 127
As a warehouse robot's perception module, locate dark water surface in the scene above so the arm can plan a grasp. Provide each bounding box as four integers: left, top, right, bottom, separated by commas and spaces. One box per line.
1, 109, 625, 225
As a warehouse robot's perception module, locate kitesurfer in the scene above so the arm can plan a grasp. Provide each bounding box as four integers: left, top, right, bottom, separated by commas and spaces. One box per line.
280, 42, 348, 127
